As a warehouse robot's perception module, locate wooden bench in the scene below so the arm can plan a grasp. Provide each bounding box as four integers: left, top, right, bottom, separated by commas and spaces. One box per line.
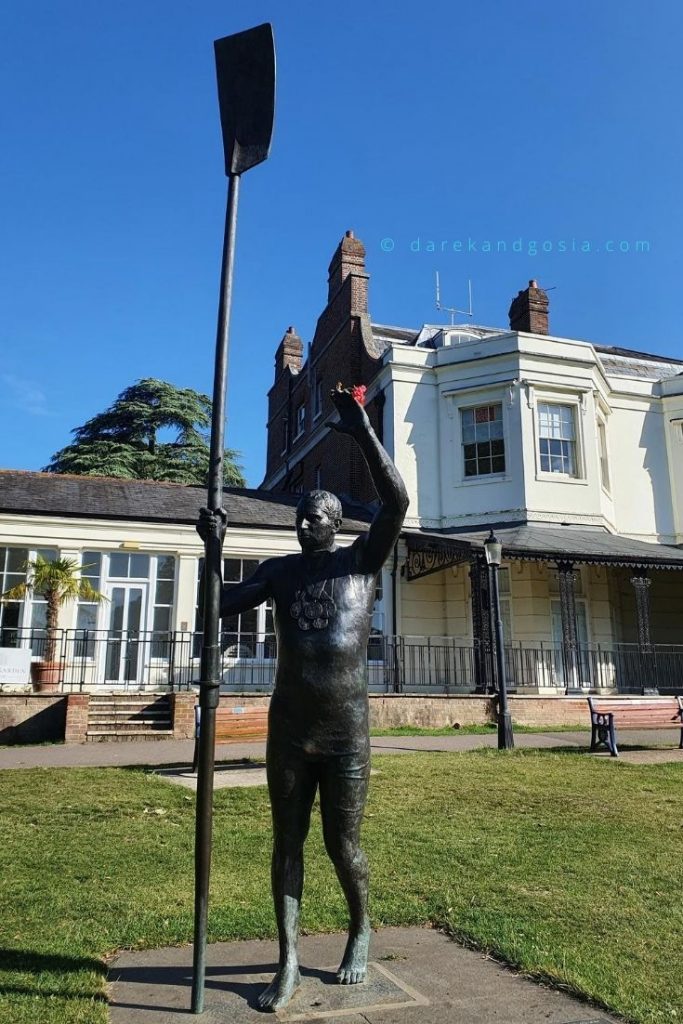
587, 696, 683, 757
192, 704, 268, 771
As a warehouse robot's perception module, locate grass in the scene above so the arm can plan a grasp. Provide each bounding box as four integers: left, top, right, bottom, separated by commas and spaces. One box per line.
370, 723, 588, 735
0, 752, 681, 1024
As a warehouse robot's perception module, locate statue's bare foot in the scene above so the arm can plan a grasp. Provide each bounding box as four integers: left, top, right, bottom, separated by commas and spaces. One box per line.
336, 921, 370, 985
257, 962, 301, 1011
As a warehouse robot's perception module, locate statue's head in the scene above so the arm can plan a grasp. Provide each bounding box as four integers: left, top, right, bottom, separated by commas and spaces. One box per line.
295, 490, 342, 553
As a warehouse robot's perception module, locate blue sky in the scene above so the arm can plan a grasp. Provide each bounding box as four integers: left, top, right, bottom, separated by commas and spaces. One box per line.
2, 0, 682, 486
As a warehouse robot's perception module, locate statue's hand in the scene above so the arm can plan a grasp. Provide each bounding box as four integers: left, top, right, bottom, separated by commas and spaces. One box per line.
197, 507, 228, 545
327, 383, 369, 437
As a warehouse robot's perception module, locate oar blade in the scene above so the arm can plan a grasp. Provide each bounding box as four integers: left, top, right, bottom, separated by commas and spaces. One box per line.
214, 23, 276, 176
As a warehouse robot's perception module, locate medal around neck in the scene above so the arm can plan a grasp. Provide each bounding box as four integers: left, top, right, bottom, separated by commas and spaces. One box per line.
290, 579, 336, 630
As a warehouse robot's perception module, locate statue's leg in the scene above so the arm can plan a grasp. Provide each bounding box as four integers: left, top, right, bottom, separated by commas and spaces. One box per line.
258, 746, 318, 1012
319, 752, 371, 985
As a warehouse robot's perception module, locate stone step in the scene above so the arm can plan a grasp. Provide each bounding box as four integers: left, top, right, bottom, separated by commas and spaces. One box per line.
86, 730, 175, 742
89, 698, 172, 706
88, 712, 171, 720
87, 724, 173, 733
87, 717, 172, 727
87, 720, 172, 730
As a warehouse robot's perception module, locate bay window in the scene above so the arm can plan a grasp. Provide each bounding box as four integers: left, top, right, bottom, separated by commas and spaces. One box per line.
461, 404, 505, 477
537, 403, 577, 475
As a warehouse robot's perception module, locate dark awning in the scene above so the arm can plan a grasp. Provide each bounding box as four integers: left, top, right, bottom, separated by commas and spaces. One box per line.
404, 524, 683, 581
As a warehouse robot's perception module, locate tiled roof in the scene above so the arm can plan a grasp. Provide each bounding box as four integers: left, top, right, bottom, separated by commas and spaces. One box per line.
0, 471, 373, 533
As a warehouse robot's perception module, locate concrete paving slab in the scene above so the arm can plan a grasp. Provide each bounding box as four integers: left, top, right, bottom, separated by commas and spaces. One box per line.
154, 761, 267, 790
108, 926, 619, 1024
608, 747, 683, 765
153, 764, 381, 791
1, 729, 681, 770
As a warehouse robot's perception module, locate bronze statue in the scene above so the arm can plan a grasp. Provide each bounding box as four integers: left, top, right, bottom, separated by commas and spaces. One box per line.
198, 384, 408, 1011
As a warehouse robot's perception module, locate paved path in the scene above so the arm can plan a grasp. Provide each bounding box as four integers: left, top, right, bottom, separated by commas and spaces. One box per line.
1, 729, 681, 770
109, 925, 621, 1024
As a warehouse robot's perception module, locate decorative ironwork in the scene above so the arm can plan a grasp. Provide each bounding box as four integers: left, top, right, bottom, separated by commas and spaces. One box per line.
556, 560, 578, 649
405, 537, 470, 581
631, 570, 653, 651
490, 549, 683, 571
469, 555, 494, 692
555, 560, 579, 690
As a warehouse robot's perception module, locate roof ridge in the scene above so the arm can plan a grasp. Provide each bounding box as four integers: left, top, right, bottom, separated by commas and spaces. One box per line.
0, 469, 205, 489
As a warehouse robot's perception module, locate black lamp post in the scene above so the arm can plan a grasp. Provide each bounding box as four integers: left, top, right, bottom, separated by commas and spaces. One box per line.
484, 530, 514, 750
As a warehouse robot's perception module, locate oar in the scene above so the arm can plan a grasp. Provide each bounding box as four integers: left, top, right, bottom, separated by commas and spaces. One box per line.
192, 23, 275, 1014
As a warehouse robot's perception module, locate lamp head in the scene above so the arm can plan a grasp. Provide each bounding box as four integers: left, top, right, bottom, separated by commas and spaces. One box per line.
484, 529, 502, 567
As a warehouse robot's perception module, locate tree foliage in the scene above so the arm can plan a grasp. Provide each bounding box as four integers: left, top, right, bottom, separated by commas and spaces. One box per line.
44, 378, 245, 486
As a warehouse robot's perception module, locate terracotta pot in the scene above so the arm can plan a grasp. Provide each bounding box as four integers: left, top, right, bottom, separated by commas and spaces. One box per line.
31, 661, 62, 693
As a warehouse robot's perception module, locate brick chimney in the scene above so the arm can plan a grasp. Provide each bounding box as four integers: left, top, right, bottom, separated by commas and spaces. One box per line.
327, 230, 368, 312
508, 280, 549, 335
274, 326, 303, 378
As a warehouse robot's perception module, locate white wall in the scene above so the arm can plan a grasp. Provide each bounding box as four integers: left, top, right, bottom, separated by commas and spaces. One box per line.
662, 378, 683, 543
383, 331, 681, 544
0, 514, 306, 634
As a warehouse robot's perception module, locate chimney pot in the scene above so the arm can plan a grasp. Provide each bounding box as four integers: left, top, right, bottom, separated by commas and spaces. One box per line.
327, 232, 368, 308
274, 326, 304, 378
508, 280, 549, 335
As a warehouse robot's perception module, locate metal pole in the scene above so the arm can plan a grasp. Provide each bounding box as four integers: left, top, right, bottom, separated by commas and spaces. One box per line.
489, 564, 514, 750
191, 171, 241, 1015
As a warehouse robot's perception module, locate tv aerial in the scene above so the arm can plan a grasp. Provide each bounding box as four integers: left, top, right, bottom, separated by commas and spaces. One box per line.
435, 272, 473, 325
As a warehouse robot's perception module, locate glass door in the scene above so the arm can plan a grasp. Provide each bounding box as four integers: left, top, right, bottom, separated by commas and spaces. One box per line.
103, 585, 146, 687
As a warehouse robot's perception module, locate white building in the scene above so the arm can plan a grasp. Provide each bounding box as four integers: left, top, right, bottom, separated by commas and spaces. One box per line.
367, 281, 683, 693
260, 239, 683, 695
0, 475, 371, 693
1, 252, 682, 700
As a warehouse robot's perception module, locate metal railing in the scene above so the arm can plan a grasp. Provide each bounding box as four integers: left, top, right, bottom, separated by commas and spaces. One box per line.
500, 641, 683, 695
1, 628, 681, 695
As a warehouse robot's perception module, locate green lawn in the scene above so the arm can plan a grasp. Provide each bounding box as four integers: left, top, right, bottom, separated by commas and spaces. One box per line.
0, 751, 681, 1024
370, 723, 588, 735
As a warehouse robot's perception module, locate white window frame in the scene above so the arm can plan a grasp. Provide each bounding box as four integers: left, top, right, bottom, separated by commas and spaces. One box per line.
449, 388, 510, 487
73, 552, 178, 664
532, 393, 585, 482
194, 558, 274, 662
0, 546, 57, 655
460, 401, 506, 480
368, 573, 386, 665
497, 566, 513, 643
597, 416, 611, 494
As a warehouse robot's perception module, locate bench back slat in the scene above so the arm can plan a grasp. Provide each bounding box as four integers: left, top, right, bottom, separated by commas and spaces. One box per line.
195, 704, 269, 741
587, 696, 683, 729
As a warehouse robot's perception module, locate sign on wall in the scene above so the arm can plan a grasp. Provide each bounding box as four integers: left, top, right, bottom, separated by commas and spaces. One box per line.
0, 647, 32, 685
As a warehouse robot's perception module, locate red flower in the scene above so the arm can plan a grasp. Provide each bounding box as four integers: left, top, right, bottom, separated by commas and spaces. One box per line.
351, 384, 367, 406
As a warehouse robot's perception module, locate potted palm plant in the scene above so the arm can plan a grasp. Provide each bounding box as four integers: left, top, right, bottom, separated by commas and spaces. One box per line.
1, 555, 105, 692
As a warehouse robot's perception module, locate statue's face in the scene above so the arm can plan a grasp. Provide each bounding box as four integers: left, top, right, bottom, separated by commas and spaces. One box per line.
296, 496, 340, 553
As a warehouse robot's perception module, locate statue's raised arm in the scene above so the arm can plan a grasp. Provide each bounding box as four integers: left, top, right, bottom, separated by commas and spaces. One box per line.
328, 384, 409, 574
